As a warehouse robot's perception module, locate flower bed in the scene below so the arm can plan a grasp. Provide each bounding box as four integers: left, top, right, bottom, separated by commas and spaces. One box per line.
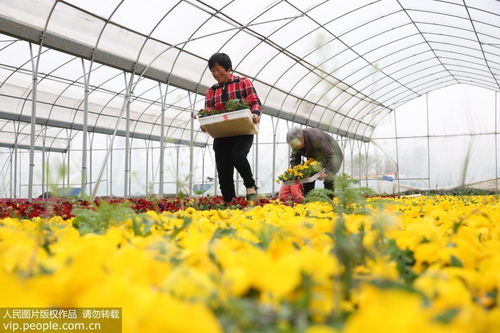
0, 196, 274, 219
0, 195, 498, 332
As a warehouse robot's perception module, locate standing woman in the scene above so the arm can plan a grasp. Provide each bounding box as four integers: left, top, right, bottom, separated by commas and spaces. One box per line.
205, 53, 262, 202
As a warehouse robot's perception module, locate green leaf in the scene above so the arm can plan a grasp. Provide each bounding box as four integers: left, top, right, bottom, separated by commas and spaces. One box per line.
449, 255, 463, 267
433, 308, 459, 324
71, 201, 134, 235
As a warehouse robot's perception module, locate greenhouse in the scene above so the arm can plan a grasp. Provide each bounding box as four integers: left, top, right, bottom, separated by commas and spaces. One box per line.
0, 0, 497, 199
0, 1, 499, 332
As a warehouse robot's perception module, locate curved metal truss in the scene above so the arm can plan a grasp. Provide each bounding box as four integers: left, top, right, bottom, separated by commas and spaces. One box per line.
0, 0, 498, 198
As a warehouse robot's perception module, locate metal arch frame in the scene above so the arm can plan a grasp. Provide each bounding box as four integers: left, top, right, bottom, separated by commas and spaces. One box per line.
0, 91, 204, 145
362, 73, 498, 133
236, 2, 381, 137
0, 2, 496, 196
314, 29, 499, 137
396, 0, 460, 84
0, 128, 68, 153
89, 3, 276, 197
0, 121, 72, 152
462, 0, 500, 90
0, 6, 370, 139
186, 0, 374, 140
169, 0, 312, 148
256, 1, 381, 138
278, 2, 500, 136
325, 23, 500, 121
0, 0, 496, 127
25, 0, 59, 200
283, 7, 414, 126
349, 47, 499, 139
128, 0, 312, 192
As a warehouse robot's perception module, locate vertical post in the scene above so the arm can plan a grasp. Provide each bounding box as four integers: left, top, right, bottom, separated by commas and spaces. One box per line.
188, 92, 194, 197
9, 148, 13, 198
341, 138, 348, 174
89, 135, 93, 196
66, 132, 70, 190
176, 146, 180, 194
124, 77, 131, 197
357, 141, 362, 187
28, 43, 38, 200
158, 82, 167, 196
62, 151, 65, 189
365, 142, 369, 187
150, 144, 154, 193
81, 59, 89, 197
105, 136, 109, 196
91, 69, 134, 199
46, 151, 50, 193
42, 128, 46, 196
350, 140, 354, 177
145, 140, 149, 196
255, 131, 259, 189
110, 135, 113, 196
393, 108, 401, 193
214, 145, 218, 196
19, 149, 22, 197
495, 92, 498, 192
13, 132, 17, 198
271, 118, 277, 194
426, 93, 431, 191
201, 148, 206, 190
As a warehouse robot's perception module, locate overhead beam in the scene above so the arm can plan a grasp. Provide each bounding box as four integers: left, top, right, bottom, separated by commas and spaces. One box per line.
0, 110, 207, 148
0, 142, 66, 153
0, 15, 371, 142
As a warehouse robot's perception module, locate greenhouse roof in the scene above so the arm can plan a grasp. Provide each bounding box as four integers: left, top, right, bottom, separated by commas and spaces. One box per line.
0, 0, 499, 145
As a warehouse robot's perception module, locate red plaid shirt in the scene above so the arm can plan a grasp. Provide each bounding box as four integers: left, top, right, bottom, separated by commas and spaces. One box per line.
205, 75, 262, 116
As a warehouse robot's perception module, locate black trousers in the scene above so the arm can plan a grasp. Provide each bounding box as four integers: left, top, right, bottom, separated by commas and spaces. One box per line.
303, 179, 334, 196
213, 135, 256, 202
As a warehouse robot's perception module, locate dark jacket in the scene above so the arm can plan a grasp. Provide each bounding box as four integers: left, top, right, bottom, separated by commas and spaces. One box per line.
290, 128, 343, 177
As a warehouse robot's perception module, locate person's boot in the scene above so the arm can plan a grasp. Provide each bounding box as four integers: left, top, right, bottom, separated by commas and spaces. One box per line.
246, 186, 258, 201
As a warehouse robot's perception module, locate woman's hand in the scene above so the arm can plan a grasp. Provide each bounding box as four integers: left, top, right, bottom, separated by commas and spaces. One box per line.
317, 170, 326, 180
252, 114, 260, 124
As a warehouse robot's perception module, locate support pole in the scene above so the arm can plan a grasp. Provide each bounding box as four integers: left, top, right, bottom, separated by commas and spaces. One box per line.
81, 59, 90, 197
188, 92, 194, 197
28, 43, 39, 200
214, 145, 218, 196
66, 130, 70, 191
105, 136, 109, 196
176, 146, 180, 194
158, 83, 168, 196
89, 135, 94, 196
124, 78, 131, 198
110, 135, 113, 196
365, 142, 369, 187
14, 124, 18, 198
9, 148, 13, 198
426, 93, 431, 191
145, 140, 149, 195
91, 70, 135, 199
271, 118, 277, 194
41, 129, 46, 196
255, 131, 259, 189
495, 92, 498, 192
393, 108, 401, 193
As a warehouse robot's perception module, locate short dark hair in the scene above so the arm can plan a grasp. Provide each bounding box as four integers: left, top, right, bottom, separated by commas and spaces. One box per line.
208, 53, 232, 71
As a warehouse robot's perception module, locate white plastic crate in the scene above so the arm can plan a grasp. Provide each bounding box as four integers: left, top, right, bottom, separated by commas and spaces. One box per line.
198, 109, 258, 138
